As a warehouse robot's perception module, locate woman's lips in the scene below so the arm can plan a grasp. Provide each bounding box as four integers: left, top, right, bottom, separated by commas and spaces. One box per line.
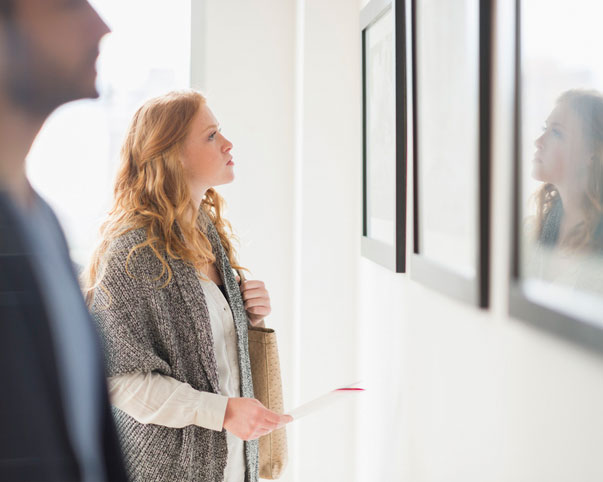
226, 159, 234, 166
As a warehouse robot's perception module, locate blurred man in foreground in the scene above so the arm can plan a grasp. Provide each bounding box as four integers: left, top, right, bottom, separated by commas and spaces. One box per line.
0, 1, 127, 480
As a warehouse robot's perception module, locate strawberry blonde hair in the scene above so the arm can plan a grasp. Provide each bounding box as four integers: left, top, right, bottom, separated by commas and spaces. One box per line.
83, 90, 242, 303
534, 89, 603, 251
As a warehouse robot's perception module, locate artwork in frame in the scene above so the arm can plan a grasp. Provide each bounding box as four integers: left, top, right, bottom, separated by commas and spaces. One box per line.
410, 0, 491, 307
509, 0, 603, 351
360, 0, 406, 272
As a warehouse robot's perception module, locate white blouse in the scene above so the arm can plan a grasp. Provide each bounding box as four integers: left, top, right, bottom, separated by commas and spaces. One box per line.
107, 278, 245, 481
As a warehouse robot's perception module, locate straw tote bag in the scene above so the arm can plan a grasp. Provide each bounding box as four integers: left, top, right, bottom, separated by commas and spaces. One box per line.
238, 270, 288, 479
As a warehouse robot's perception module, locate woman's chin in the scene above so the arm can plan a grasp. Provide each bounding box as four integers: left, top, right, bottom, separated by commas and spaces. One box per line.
222, 173, 236, 185
531, 165, 546, 182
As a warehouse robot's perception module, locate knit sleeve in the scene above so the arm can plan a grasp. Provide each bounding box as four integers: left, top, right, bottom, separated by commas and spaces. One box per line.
91, 231, 172, 378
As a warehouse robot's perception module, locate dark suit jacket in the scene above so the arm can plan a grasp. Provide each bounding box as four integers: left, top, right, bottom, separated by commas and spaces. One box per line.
0, 192, 128, 482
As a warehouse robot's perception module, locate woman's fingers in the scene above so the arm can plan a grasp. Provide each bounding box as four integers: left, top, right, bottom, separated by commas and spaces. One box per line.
244, 300, 270, 315
240, 279, 271, 319
244, 297, 270, 309
241, 287, 269, 301
252, 408, 292, 438
246, 306, 270, 317
264, 411, 293, 427
241, 280, 265, 291
223, 398, 291, 441
243, 295, 269, 309
263, 411, 283, 426
257, 413, 291, 434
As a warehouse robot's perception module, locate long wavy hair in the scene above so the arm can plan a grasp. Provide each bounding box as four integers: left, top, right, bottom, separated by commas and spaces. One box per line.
83, 90, 242, 304
535, 89, 603, 251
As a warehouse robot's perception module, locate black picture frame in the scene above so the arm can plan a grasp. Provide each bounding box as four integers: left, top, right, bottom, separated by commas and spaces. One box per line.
410, 0, 492, 307
360, 0, 406, 272
509, 0, 603, 352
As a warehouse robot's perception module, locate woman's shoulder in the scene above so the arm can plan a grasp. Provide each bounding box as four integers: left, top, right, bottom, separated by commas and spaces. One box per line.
109, 226, 148, 251
103, 227, 166, 279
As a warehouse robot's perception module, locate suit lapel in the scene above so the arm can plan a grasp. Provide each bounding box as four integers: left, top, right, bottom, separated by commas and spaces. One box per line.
0, 192, 76, 459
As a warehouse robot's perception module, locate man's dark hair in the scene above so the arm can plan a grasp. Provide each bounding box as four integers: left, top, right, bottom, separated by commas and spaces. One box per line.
0, 0, 14, 17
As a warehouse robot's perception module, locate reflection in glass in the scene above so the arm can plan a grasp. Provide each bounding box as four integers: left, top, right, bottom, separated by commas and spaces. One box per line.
523, 90, 603, 294
520, 0, 603, 300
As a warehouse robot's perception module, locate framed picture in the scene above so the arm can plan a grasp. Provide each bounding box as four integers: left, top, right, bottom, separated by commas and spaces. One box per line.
509, 0, 603, 350
360, 0, 406, 272
410, 0, 492, 306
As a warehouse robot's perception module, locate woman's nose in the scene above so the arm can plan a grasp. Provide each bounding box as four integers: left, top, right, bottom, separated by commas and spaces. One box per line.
222, 136, 233, 152
534, 133, 544, 149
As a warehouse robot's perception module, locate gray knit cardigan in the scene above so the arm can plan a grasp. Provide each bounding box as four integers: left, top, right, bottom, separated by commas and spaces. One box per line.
91, 218, 259, 482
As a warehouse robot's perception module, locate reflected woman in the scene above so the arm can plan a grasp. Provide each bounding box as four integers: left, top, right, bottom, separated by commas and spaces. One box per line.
83, 90, 291, 482
533, 89, 603, 250
529, 89, 603, 289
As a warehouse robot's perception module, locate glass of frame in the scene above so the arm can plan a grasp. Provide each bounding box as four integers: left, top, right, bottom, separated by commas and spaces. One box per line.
361, 0, 406, 272
510, 0, 603, 349
411, 0, 491, 306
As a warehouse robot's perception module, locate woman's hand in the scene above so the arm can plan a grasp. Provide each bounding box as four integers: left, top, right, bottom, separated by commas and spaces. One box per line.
223, 397, 292, 441
240, 279, 271, 326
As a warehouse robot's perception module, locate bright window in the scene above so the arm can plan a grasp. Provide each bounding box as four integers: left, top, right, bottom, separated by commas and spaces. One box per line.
26, 0, 191, 266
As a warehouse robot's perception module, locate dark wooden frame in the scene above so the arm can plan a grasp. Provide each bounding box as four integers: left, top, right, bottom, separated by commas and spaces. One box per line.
410, 0, 492, 307
360, 0, 406, 272
509, 0, 603, 352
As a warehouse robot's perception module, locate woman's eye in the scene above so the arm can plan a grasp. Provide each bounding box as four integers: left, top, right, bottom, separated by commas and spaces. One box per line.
208, 131, 217, 140
552, 128, 562, 138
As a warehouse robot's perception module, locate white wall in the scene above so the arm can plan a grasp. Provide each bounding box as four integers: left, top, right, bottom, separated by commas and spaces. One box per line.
357, 1, 603, 482
193, 0, 603, 481
191, 2, 297, 480
194, 0, 360, 480
295, 0, 361, 480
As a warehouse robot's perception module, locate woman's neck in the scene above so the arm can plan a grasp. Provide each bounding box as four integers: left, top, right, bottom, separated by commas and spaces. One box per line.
555, 184, 587, 246
189, 185, 209, 213
556, 183, 585, 224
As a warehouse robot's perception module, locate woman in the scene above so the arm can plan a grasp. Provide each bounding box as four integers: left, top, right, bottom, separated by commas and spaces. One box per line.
528, 89, 603, 289
84, 90, 291, 482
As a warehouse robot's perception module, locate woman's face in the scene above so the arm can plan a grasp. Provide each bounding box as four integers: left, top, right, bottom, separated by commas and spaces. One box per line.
532, 101, 591, 188
180, 103, 234, 196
